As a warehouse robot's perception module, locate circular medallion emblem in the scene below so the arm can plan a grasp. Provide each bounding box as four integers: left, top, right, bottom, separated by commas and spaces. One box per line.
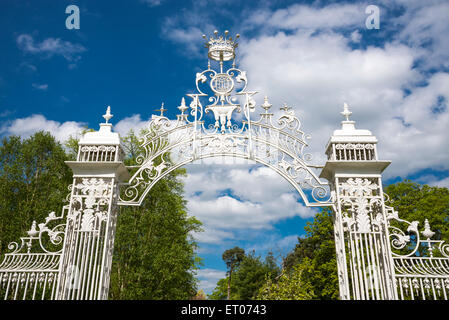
211, 74, 234, 94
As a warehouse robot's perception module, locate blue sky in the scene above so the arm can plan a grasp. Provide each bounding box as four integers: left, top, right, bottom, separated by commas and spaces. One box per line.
1, 0, 449, 294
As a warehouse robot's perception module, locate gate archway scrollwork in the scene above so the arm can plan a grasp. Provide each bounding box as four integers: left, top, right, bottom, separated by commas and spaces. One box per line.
117, 102, 333, 208
118, 31, 331, 208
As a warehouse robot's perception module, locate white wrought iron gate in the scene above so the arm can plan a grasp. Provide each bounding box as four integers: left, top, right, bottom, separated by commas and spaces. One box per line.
1, 31, 448, 300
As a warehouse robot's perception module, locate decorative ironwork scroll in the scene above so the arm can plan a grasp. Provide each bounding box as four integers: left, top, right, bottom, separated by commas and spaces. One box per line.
334, 177, 396, 300
385, 201, 449, 300
2, 30, 448, 302
0, 201, 68, 300
56, 176, 119, 300
118, 31, 332, 208
54, 108, 125, 300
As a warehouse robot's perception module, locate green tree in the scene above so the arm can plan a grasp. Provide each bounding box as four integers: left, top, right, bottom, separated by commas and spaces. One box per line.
257, 264, 314, 300
120, 129, 143, 161
384, 180, 449, 243
109, 175, 202, 299
192, 289, 207, 300
0, 132, 73, 253
222, 246, 245, 300
234, 251, 280, 300
210, 250, 280, 300
0, 128, 203, 299
283, 208, 339, 300
208, 277, 238, 300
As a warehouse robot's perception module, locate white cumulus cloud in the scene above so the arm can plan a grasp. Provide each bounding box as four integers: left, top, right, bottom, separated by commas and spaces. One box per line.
32, 83, 48, 91
16, 34, 86, 62
184, 163, 317, 245
195, 268, 226, 295
0, 114, 86, 143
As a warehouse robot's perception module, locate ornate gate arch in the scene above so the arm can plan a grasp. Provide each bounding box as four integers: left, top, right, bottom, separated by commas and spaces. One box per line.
117, 96, 332, 208
1, 30, 449, 300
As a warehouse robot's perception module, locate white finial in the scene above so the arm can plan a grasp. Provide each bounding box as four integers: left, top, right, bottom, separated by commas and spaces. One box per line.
27, 221, 38, 237
155, 102, 167, 117
422, 219, 435, 239
261, 96, 272, 113
178, 97, 188, 114
103, 106, 113, 124
341, 102, 352, 121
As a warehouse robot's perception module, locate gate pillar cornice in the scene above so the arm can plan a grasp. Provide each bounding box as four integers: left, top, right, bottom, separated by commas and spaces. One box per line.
320, 104, 390, 180
320, 103, 397, 300
65, 116, 129, 181
56, 106, 128, 300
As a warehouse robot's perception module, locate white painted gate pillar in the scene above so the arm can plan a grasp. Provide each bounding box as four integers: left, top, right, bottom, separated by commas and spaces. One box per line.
320, 104, 397, 300
56, 108, 129, 300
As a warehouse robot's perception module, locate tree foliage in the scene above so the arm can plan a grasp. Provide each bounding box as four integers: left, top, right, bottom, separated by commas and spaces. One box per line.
234, 251, 280, 299
210, 249, 280, 300
276, 180, 449, 299
282, 208, 339, 300
108, 169, 202, 299
191, 289, 207, 300
384, 180, 449, 242
222, 246, 245, 299
0, 132, 73, 253
209, 278, 237, 300
209, 210, 340, 300
257, 264, 314, 300
222, 246, 245, 274
64, 128, 94, 161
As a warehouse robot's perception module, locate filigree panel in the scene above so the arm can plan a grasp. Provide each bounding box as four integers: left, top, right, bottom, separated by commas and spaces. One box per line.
384, 199, 449, 300
57, 177, 117, 300
336, 177, 396, 300
118, 67, 331, 207
0, 189, 71, 300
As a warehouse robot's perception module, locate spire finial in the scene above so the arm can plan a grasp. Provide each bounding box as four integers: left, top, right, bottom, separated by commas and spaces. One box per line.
155, 102, 167, 117
341, 102, 352, 121
422, 219, 435, 239
103, 106, 113, 124
178, 97, 188, 115
261, 96, 272, 113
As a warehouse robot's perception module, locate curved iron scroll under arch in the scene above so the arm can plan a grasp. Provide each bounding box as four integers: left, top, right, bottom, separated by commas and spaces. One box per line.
117, 116, 334, 207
